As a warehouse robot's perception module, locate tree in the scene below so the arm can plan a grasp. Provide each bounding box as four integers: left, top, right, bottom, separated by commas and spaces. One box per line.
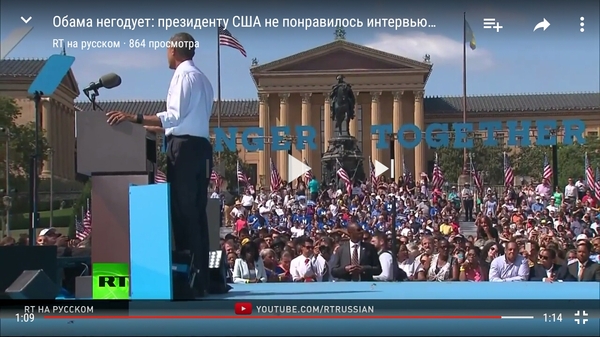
437, 138, 511, 185
0, 96, 49, 192
556, 137, 600, 187
69, 180, 91, 237
214, 149, 251, 192
513, 146, 548, 180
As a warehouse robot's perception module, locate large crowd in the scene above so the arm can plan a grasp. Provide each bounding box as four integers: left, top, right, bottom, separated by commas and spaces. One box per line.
2, 174, 599, 289
217, 176, 600, 283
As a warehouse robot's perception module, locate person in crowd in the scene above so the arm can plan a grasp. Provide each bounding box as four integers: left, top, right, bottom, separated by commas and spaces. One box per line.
529, 248, 572, 282
260, 248, 281, 282
461, 183, 474, 221
567, 241, 600, 281
371, 232, 394, 281
232, 239, 267, 283
427, 238, 459, 281
397, 243, 418, 280
290, 237, 326, 282
459, 247, 485, 281
489, 240, 530, 282
331, 222, 382, 281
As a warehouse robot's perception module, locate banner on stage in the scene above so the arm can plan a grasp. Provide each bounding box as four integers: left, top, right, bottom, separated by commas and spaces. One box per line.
212, 119, 586, 152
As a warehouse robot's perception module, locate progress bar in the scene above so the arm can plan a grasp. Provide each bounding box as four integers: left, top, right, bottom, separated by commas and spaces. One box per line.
46, 315, 505, 320
501, 316, 535, 319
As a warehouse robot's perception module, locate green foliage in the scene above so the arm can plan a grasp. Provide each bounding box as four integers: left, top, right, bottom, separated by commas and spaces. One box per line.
556, 137, 600, 187
69, 180, 91, 237
10, 208, 73, 230
437, 138, 511, 185
156, 135, 167, 173
513, 146, 547, 181
438, 135, 600, 187
0, 96, 49, 192
214, 148, 250, 192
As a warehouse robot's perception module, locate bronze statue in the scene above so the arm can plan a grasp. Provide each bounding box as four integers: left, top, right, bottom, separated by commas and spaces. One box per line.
329, 75, 355, 136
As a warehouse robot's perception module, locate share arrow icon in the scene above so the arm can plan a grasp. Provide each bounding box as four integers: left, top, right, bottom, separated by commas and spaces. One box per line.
533, 18, 550, 31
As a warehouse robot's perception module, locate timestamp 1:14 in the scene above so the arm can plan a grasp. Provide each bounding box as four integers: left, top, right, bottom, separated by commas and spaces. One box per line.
543, 313, 563, 322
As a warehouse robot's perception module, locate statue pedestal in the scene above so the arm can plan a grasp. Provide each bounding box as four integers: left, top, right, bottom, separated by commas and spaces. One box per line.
321, 135, 365, 188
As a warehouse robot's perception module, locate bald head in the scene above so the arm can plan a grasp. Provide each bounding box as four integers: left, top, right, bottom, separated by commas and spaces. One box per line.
347, 222, 363, 242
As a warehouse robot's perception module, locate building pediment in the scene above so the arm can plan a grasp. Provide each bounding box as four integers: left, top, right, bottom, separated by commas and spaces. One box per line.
251, 40, 431, 74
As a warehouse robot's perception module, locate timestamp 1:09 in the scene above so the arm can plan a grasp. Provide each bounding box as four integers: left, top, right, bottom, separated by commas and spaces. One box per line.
15, 313, 35, 322
543, 313, 563, 322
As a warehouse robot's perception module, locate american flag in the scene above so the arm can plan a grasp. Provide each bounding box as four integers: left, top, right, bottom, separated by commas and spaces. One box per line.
155, 169, 167, 183
402, 156, 412, 182
542, 154, 552, 181
369, 156, 378, 190
218, 26, 246, 57
503, 152, 514, 187
336, 161, 352, 195
210, 169, 222, 191
303, 159, 312, 186
431, 153, 444, 189
236, 161, 249, 183
76, 209, 92, 241
595, 166, 600, 201
270, 158, 282, 191
470, 160, 483, 193
584, 152, 595, 192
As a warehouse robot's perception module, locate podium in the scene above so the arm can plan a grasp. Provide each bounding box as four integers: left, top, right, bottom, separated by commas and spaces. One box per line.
76, 111, 154, 280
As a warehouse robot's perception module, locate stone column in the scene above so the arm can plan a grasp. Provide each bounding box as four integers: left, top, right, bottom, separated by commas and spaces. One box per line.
413, 90, 425, 176
392, 91, 404, 179
41, 99, 52, 176
301, 93, 312, 162
349, 92, 359, 137
258, 93, 269, 184
278, 93, 290, 182
323, 93, 332, 152
370, 92, 381, 163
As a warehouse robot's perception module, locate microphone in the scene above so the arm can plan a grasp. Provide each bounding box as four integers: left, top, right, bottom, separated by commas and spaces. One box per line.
83, 73, 121, 92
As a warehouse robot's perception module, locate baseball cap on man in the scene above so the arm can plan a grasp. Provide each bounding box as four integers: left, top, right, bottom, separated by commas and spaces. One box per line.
39, 228, 58, 236
576, 234, 589, 242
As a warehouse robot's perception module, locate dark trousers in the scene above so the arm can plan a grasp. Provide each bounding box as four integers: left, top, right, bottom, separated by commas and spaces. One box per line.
463, 199, 474, 221
166, 135, 213, 292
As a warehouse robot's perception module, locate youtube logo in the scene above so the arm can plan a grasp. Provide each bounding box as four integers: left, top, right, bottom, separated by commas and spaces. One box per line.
234, 302, 252, 315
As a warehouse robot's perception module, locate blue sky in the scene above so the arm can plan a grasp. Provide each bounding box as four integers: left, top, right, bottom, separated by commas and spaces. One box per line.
1, 0, 598, 101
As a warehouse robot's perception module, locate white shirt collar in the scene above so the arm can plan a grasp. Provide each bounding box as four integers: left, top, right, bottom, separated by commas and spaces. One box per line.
350, 241, 361, 248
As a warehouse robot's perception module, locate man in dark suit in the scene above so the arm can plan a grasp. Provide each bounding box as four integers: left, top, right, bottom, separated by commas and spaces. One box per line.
331, 222, 381, 281
567, 241, 600, 282
529, 248, 574, 282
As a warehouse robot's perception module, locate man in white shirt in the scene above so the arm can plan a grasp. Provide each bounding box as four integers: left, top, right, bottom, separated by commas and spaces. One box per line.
106, 32, 214, 298
564, 178, 577, 203
290, 238, 325, 282
489, 241, 530, 282
370, 233, 394, 281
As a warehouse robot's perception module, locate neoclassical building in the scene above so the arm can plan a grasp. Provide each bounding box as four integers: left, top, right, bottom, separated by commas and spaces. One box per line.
0, 59, 79, 180
4, 40, 597, 186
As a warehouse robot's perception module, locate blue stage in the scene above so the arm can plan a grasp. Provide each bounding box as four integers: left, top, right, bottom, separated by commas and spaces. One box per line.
3, 283, 599, 336
211, 282, 599, 300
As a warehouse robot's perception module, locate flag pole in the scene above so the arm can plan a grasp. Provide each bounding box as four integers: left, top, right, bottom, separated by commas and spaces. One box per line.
216, 28, 222, 129
462, 12, 468, 173
236, 161, 240, 193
